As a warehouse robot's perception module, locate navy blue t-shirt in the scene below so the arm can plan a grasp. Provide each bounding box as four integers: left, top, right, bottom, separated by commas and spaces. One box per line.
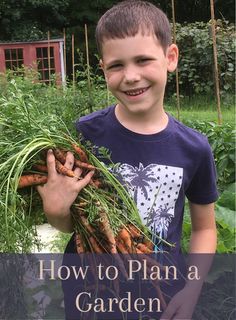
68, 105, 218, 253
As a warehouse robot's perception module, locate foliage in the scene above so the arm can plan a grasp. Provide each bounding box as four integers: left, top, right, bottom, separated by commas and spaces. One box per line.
0, 0, 234, 42
215, 183, 236, 253
177, 120, 235, 254
0, 0, 70, 40
167, 20, 235, 98
172, 0, 235, 23
183, 119, 235, 191
73, 50, 113, 112
181, 183, 236, 253
179, 119, 235, 252
217, 182, 235, 211
215, 206, 235, 253
0, 66, 109, 127
50, 231, 73, 252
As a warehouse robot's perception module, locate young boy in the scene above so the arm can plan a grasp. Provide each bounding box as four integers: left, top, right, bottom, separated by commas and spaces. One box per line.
37, 1, 218, 318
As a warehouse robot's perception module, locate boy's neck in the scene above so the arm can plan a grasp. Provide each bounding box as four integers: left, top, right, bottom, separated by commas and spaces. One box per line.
115, 104, 168, 135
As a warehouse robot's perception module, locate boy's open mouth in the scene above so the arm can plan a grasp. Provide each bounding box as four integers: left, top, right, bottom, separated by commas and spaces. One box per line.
124, 87, 149, 96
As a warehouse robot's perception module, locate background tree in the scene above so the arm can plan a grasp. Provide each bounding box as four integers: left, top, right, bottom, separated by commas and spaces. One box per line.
0, 0, 234, 41
0, 0, 70, 40
0, 0, 234, 92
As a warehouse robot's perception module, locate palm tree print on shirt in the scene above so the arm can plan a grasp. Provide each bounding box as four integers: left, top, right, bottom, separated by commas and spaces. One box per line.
116, 163, 158, 203
146, 204, 174, 240
116, 163, 183, 240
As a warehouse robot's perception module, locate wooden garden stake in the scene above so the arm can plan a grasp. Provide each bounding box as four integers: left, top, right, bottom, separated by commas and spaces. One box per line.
71, 33, 75, 91
210, 0, 222, 125
171, 0, 180, 121
106, 83, 110, 106
85, 24, 91, 94
85, 24, 93, 112
63, 28, 67, 77
47, 31, 51, 84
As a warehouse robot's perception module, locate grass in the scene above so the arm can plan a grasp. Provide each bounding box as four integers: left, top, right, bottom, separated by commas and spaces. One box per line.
167, 108, 234, 125
165, 95, 235, 125
103, 93, 235, 124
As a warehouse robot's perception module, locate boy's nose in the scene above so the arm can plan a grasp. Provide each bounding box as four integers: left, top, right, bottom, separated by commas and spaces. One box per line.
123, 66, 141, 83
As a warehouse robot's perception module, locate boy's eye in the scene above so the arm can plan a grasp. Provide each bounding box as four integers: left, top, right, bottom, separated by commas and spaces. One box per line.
137, 58, 151, 64
107, 63, 123, 70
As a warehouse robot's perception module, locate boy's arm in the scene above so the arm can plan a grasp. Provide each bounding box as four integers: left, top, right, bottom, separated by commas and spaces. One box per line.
188, 202, 217, 253
184, 202, 217, 297
37, 150, 94, 233
161, 202, 217, 319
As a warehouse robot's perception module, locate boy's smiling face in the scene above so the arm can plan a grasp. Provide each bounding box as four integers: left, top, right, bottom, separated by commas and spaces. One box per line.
100, 32, 178, 118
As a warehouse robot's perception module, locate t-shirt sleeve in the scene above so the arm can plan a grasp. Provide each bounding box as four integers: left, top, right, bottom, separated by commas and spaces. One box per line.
75, 118, 89, 142
75, 118, 82, 135
185, 139, 219, 204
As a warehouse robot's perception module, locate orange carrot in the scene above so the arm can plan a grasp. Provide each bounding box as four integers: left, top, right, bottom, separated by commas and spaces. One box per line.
18, 174, 48, 189
53, 148, 96, 171
53, 148, 66, 164
116, 238, 129, 254
98, 210, 129, 277
136, 243, 153, 254
74, 159, 96, 171
143, 238, 154, 251
55, 159, 75, 177
72, 143, 88, 163
77, 212, 104, 253
89, 236, 103, 253
32, 164, 48, 173
117, 227, 132, 252
128, 224, 141, 238
99, 210, 117, 254
75, 233, 85, 253
79, 214, 94, 234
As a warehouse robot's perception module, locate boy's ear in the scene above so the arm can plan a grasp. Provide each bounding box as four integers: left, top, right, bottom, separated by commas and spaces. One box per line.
166, 44, 179, 72
99, 59, 104, 71
99, 59, 108, 82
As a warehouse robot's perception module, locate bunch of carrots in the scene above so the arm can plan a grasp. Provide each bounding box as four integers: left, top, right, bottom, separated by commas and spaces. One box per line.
17, 142, 167, 309
18, 144, 100, 189
18, 143, 155, 256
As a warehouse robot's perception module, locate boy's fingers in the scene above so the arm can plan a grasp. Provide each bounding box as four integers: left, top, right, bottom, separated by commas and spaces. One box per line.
74, 167, 83, 178
46, 149, 57, 179
36, 184, 43, 194
76, 170, 95, 190
64, 151, 74, 170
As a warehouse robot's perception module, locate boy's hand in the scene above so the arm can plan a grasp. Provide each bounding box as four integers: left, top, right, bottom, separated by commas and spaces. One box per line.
37, 149, 94, 232
160, 285, 201, 320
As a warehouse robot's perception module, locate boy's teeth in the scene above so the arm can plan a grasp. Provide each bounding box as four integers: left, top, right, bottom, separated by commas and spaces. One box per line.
125, 88, 147, 96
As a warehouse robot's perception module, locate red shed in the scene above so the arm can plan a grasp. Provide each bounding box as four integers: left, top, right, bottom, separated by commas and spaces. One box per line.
0, 38, 65, 84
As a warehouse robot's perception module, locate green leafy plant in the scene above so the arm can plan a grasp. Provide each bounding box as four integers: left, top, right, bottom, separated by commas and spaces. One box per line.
181, 183, 236, 253
168, 20, 235, 98
184, 120, 235, 191
180, 121, 235, 253
215, 183, 236, 253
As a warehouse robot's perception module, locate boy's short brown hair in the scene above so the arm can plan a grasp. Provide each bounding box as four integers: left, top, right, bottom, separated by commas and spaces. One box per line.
96, 0, 172, 56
